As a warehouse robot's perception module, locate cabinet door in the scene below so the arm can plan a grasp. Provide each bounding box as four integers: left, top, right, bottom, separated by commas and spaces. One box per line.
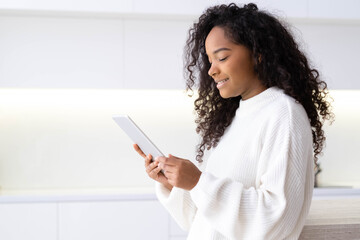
0, 203, 57, 240
0, 16, 125, 89
59, 200, 169, 240
0, 0, 132, 13
170, 216, 188, 238
308, 0, 360, 20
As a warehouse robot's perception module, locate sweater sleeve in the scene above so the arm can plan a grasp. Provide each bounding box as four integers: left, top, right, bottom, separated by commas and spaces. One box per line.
155, 181, 198, 231
188, 104, 314, 239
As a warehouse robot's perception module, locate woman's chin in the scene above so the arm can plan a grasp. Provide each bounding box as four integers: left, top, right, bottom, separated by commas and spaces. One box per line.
219, 90, 232, 99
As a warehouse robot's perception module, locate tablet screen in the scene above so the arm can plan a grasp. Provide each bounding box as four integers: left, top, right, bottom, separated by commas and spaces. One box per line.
112, 115, 164, 161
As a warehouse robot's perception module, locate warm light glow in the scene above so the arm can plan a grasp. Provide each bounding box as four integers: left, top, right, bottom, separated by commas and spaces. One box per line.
0, 88, 199, 192
0, 88, 359, 192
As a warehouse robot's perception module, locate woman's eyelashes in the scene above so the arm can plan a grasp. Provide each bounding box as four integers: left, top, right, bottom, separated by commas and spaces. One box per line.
209, 56, 228, 65
219, 56, 228, 62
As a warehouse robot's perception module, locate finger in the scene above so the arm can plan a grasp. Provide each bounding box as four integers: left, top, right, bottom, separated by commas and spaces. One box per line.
149, 165, 162, 178
133, 144, 146, 158
163, 171, 174, 183
158, 163, 175, 174
153, 165, 163, 176
145, 154, 153, 166
146, 160, 158, 173
157, 156, 177, 166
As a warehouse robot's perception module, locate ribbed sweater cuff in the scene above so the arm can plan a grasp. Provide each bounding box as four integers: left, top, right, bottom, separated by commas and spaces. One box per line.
155, 182, 183, 204
155, 182, 170, 200
189, 171, 210, 203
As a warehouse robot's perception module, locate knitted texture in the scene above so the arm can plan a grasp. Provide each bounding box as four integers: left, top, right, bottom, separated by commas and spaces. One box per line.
156, 87, 314, 240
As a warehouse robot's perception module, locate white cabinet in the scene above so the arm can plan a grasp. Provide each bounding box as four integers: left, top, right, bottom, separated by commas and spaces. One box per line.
132, 0, 217, 15
6, 0, 360, 20
0, 15, 125, 89
0, 15, 191, 89
170, 217, 188, 239
308, 0, 360, 20
0, 0, 312, 19
0, 197, 185, 240
255, 0, 308, 18
58, 200, 169, 240
169, 216, 187, 237
293, 22, 360, 89
123, 19, 191, 89
1, 1, 359, 90
0, 203, 57, 240
0, 0, 132, 13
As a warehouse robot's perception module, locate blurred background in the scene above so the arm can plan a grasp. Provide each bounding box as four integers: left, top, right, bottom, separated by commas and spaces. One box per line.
0, 0, 359, 239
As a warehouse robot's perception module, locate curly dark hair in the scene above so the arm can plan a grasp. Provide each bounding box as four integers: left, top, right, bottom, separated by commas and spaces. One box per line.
184, 3, 334, 171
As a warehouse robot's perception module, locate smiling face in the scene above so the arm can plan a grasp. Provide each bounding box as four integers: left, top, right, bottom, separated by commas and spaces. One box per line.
205, 26, 266, 99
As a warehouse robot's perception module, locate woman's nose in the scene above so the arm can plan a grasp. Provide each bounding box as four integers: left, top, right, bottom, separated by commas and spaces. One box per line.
208, 64, 219, 77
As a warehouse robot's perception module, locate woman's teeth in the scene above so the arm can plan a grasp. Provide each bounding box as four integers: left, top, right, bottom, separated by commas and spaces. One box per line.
217, 78, 229, 88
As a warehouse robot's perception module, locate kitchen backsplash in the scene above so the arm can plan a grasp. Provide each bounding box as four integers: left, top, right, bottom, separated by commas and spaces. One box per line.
0, 89, 359, 193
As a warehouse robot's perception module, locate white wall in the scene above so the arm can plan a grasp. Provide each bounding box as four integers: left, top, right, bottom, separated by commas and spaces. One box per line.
0, 1, 360, 193
289, 19, 360, 89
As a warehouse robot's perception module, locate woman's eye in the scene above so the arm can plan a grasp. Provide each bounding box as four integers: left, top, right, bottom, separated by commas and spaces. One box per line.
219, 56, 228, 62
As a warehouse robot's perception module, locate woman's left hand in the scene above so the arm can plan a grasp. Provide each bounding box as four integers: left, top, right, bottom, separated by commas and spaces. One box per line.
156, 154, 202, 191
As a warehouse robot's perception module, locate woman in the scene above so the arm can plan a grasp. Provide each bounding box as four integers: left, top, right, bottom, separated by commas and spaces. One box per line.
134, 3, 333, 239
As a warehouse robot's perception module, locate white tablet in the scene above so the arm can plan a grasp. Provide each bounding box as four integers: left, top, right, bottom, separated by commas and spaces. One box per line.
112, 114, 165, 163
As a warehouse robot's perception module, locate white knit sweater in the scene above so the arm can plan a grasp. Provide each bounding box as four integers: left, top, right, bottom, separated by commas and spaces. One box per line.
156, 87, 314, 240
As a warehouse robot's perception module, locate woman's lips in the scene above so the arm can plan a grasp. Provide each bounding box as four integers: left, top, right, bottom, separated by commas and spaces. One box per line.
216, 78, 229, 89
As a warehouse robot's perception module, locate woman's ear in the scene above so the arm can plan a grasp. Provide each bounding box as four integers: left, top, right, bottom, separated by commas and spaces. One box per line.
258, 55, 262, 63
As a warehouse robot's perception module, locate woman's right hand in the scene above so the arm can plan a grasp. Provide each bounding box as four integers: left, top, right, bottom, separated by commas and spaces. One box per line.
133, 144, 173, 191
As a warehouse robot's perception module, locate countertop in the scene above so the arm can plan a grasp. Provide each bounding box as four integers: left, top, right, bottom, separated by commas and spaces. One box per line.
0, 187, 157, 203
300, 198, 360, 239
1, 187, 360, 203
